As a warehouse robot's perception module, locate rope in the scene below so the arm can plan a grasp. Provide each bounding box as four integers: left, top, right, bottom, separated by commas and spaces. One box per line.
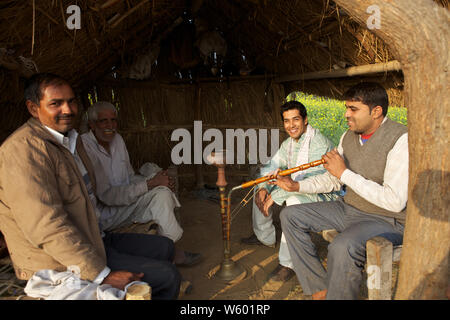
230, 185, 256, 223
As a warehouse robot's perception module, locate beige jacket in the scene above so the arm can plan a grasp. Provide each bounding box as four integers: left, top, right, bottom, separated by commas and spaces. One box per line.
0, 118, 106, 281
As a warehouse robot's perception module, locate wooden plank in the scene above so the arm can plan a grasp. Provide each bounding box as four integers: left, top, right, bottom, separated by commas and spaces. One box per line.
366, 236, 393, 300
274, 60, 402, 83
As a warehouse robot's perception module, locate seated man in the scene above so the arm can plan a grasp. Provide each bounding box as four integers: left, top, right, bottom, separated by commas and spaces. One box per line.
0, 73, 180, 299
281, 82, 408, 299
81, 101, 201, 267
241, 101, 340, 282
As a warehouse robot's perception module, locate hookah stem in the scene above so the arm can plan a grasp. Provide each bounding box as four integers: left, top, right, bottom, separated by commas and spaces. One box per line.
223, 159, 325, 257
239, 159, 325, 189
219, 186, 230, 256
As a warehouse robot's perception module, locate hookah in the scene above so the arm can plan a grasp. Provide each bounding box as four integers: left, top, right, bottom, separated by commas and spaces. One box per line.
208, 150, 326, 281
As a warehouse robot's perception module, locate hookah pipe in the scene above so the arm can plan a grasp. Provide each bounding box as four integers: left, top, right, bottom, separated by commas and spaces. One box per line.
214, 157, 325, 280
235, 158, 325, 190
226, 159, 326, 236
227, 159, 326, 207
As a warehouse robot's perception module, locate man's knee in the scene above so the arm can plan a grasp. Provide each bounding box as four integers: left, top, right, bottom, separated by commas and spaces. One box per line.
280, 206, 295, 227
152, 187, 175, 205
148, 261, 181, 300
157, 235, 175, 260
159, 261, 181, 286
280, 205, 309, 231
328, 234, 365, 263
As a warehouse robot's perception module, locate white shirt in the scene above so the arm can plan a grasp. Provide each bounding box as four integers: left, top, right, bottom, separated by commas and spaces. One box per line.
80, 131, 148, 207
44, 126, 111, 284
297, 119, 408, 213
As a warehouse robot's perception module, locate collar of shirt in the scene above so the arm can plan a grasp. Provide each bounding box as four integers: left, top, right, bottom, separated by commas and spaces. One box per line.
358, 116, 387, 145
44, 126, 78, 155
87, 130, 118, 157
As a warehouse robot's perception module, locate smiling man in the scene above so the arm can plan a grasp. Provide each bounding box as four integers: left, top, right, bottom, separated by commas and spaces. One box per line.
280, 82, 408, 300
0, 73, 181, 299
81, 101, 202, 268
241, 100, 340, 282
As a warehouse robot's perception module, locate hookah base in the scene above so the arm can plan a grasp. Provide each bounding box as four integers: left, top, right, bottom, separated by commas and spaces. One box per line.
215, 258, 246, 282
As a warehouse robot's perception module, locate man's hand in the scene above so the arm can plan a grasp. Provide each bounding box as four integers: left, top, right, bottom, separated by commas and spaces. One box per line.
101, 270, 144, 291
322, 149, 347, 179
146, 170, 170, 190
268, 169, 299, 192
262, 195, 274, 217
255, 188, 269, 213
255, 188, 274, 217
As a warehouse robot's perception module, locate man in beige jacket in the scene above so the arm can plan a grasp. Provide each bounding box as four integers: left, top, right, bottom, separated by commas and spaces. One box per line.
0, 73, 180, 299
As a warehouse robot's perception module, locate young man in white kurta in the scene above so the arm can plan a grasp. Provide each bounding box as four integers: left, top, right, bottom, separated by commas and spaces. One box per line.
241, 101, 340, 281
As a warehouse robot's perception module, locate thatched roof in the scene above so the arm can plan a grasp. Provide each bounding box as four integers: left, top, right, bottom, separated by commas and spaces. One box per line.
0, 1, 448, 146
2, 0, 446, 102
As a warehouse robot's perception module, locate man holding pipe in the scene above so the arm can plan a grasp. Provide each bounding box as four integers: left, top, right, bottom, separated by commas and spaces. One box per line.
280, 82, 408, 299
241, 100, 340, 282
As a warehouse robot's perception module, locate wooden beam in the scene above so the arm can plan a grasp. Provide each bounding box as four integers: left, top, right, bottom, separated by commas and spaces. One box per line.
274, 60, 402, 83
99, 74, 277, 88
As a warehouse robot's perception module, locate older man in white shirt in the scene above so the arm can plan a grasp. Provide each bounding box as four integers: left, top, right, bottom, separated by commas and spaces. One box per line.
279, 82, 408, 300
81, 101, 201, 267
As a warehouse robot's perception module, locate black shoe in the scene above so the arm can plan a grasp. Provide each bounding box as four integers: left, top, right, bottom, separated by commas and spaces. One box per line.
267, 264, 296, 282
176, 251, 202, 267
240, 234, 275, 248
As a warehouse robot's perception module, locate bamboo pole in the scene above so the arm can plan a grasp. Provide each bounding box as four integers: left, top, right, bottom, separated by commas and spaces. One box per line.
110, 0, 149, 29
99, 74, 277, 88
275, 60, 402, 83
101, 0, 123, 10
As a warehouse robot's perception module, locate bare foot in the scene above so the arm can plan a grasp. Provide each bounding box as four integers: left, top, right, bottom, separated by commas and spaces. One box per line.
312, 289, 327, 300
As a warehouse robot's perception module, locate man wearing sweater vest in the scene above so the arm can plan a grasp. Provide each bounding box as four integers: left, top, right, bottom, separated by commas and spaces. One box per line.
280, 82, 408, 300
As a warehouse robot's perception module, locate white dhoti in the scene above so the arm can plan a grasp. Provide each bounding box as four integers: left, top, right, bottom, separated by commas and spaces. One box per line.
99, 185, 183, 242
253, 193, 301, 269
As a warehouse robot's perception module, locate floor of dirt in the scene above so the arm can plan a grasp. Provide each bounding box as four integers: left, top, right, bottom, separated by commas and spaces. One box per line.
175, 184, 330, 300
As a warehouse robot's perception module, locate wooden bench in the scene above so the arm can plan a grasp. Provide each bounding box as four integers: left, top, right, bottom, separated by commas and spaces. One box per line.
321, 229, 402, 300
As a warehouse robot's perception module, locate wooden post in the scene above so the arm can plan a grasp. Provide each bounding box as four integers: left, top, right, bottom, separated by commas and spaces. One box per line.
366, 237, 393, 300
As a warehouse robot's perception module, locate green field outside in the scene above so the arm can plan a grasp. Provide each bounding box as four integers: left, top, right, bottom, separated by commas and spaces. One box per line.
287, 92, 408, 146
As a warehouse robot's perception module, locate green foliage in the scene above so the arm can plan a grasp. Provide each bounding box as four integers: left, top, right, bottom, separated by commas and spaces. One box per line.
286, 91, 407, 146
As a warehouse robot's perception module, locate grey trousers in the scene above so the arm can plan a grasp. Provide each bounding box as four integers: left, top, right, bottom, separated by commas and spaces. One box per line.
280, 199, 404, 299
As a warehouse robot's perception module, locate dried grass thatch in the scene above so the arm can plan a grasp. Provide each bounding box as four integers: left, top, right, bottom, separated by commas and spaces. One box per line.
0, 0, 448, 184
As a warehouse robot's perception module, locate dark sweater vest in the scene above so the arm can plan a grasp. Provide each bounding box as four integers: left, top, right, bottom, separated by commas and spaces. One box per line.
342, 118, 408, 224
